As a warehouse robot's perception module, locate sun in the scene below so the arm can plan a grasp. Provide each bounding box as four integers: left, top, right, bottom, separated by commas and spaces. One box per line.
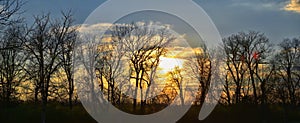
159, 57, 184, 73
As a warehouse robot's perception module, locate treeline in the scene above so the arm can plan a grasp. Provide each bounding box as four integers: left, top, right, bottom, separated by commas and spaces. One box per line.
0, 0, 299, 122
220, 31, 300, 106
0, 1, 77, 122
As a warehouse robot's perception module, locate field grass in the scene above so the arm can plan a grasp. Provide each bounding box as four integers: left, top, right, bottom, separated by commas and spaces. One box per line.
183, 104, 300, 123
0, 102, 96, 123
1, 102, 300, 123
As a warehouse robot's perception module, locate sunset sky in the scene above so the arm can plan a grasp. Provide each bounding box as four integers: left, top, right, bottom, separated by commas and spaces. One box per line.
23, 0, 300, 44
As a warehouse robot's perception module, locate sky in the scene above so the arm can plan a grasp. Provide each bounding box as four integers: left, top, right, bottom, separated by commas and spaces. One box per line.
22, 0, 300, 44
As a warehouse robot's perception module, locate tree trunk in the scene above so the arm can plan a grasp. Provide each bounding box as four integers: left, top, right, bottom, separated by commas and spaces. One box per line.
69, 91, 73, 109
41, 96, 47, 123
34, 86, 39, 103
249, 67, 258, 103
235, 84, 241, 103
133, 71, 139, 110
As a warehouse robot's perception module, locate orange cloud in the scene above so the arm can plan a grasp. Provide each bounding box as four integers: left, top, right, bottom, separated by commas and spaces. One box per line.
284, 0, 300, 13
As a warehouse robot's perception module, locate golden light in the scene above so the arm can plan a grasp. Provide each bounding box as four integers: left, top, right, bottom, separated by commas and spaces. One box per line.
159, 57, 184, 73
284, 0, 300, 13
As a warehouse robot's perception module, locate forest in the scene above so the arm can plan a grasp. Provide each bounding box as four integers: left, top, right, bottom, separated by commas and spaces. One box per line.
0, 0, 300, 123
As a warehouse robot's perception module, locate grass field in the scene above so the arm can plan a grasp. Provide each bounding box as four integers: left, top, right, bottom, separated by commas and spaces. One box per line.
1, 102, 300, 123
0, 102, 96, 123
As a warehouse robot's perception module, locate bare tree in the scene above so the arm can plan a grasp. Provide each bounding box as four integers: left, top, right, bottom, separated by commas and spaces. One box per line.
222, 31, 272, 104
0, 1, 24, 101
0, 24, 27, 103
56, 11, 77, 109
239, 31, 272, 104
75, 27, 109, 118
0, 0, 23, 26
223, 72, 232, 105
109, 22, 175, 109
273, 37, 300, 105
94, 24, 128, 105
24, 13, 75, 123
223, 34, 247, 103
187, 47, 211, 106
168, 66, 184, 106
255, 62, 275, 105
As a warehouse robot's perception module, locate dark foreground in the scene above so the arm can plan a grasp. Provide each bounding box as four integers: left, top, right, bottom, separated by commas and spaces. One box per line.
1, 102, 300, 123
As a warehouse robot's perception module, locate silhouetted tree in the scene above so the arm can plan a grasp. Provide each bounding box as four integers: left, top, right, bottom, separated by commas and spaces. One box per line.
168, 66, 184, 106
0, 0, 24, 103
223, 33, 247, 103
223, 31, 272, 104
24, 12, 75, 123
110, 22, 175, 109
0, 0, 22, 26
56, 11, 77, 109
0, 24, 27, 103
187, 48, 211, 106
94, 24, 128, 104
273, 37, 300, 105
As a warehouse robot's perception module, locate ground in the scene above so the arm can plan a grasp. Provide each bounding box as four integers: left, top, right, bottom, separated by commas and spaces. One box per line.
1, 102, 300, 123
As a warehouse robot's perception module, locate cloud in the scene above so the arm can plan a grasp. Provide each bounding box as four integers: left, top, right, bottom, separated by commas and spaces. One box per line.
164, 46, 207, 60
230, 0, 286, 11
229, 0, 300, 13
77, 23, 113, 34
284, 0, 300, 13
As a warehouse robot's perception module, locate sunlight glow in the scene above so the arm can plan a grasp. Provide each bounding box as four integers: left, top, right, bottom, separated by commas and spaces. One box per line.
284, 0, 300, 13
159, 57, 184, 73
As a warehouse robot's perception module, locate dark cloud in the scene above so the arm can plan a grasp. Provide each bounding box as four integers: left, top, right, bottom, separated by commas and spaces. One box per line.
22, 0, 300, 44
